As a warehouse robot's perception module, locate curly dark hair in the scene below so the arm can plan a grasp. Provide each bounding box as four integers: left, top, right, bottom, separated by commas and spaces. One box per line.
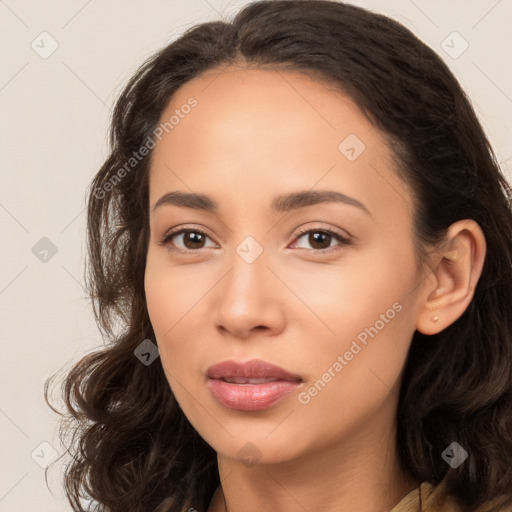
44, 1, 512, 511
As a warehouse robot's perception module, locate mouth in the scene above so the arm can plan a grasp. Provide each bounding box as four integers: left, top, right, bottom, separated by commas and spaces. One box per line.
206, 359, 303, 411
206, 377, 302, 411
206, 358, 303, 381
217, 377, 298, 384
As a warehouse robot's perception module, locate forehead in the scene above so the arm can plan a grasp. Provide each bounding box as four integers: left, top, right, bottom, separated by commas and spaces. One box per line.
147, 65, 410, 222
150, 65, 387, 169
164, 64, 373, 138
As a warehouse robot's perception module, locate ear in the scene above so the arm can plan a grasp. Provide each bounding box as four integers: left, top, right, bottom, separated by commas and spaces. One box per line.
416, 219, 487, 335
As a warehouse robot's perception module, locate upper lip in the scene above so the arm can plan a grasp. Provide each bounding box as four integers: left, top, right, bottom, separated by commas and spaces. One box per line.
207, 359, 302, 381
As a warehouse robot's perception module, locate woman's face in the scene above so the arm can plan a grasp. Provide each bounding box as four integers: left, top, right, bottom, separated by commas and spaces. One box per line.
144, 65, 428, 465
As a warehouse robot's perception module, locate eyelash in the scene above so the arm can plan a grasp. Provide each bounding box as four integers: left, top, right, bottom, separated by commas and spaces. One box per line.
158, 225, 351, 255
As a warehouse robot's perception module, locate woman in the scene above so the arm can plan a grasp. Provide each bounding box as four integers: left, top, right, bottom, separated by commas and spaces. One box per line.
45, 1, 512, 511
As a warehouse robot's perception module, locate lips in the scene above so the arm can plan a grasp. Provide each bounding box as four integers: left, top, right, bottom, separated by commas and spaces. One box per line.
207, 378, 301, 411
206, 359, 303, 411
206, 359, 302, 382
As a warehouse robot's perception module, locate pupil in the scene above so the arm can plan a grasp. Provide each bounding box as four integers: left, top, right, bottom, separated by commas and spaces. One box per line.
310, 232, 330, 249
185, 232, 204, 248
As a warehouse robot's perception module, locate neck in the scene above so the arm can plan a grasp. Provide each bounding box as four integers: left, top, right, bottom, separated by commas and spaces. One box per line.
209, 400, 418, 512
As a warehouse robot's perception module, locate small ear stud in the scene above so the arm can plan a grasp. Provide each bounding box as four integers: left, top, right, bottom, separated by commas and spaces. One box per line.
431, 315, 439, 322
445, 250, 459, 262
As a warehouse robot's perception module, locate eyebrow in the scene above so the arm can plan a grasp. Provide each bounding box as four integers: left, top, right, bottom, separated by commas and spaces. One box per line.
152, 190, 371, 216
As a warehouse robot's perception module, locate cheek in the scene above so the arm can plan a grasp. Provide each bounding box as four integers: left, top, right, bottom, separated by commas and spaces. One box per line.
285, 250, 416, 398
282, 253, 406, 342
144, 251, 215, 389
144, 253, 172, 334
292, 289, 412, 445
144, 250, 203, 335
144, 253, 191, 369
144, 262, 201, 417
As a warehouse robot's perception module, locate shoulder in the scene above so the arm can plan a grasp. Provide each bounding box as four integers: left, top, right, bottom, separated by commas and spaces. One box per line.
391, 480, 510, 512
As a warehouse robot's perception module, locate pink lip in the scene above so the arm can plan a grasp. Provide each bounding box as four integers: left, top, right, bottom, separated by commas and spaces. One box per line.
206, 359, 303, 411
206, 359, 302, 381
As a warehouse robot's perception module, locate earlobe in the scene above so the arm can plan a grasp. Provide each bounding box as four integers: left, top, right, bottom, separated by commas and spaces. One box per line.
416, 219, 487, 336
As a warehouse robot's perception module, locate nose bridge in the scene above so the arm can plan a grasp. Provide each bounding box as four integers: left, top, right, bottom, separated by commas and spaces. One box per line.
213, 233, 282, 335
223, 234, 270, 303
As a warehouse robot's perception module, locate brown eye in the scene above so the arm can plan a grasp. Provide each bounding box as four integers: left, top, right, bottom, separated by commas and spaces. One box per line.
181, 231, 207, 249
160, 229, 216, 251
307, 231, 332, 250
292, 228, 351, 252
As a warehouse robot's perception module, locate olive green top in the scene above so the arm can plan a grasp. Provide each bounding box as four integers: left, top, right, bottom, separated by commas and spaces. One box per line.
208, 480, 509, 511
390, 480, 507, 512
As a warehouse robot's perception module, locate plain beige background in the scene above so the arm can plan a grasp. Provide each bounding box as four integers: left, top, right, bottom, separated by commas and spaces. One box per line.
0, 1, 511, 510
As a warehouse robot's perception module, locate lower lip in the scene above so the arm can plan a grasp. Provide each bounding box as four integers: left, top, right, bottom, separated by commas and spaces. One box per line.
207, 378, 302, 411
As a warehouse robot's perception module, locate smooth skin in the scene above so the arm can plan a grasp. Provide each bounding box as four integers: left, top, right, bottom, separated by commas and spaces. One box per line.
144, 64, 486, 512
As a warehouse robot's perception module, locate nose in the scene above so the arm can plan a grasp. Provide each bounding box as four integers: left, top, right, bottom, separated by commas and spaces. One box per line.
212, 249, 286, 339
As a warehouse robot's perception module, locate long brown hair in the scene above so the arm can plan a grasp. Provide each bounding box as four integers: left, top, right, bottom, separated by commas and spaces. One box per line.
45, 1, 512, 510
